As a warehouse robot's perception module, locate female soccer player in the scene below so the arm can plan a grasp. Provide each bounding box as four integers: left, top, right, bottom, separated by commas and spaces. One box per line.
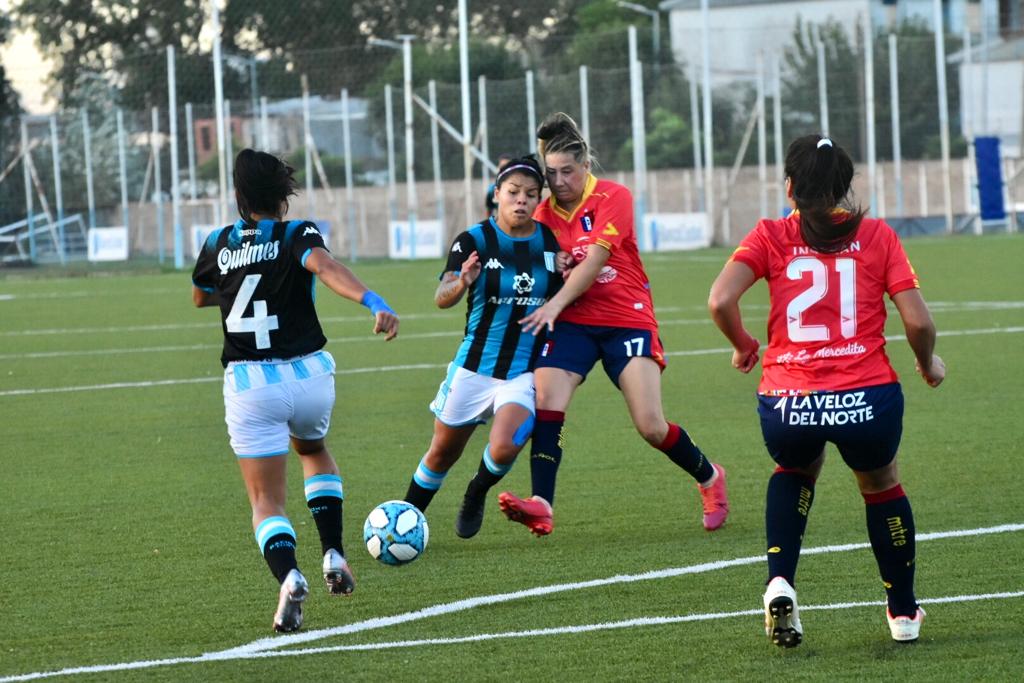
191, 149, 399, 632
498, 113, 729, 536
708, 135, 945, 646
403, 156, 563, 539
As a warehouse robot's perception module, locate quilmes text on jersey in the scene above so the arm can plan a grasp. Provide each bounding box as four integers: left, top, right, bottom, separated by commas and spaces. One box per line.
217, 240, 281, 275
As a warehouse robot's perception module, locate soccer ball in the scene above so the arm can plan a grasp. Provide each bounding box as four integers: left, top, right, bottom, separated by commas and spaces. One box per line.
363, 500, 429, 566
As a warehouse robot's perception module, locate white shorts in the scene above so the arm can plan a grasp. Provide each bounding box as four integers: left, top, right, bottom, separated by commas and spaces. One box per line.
222, 350, 336, 458
430, 363, 535, 427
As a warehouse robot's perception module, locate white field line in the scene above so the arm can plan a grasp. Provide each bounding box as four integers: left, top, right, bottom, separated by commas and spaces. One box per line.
1, 300, 1019, 338
1, 326, 1022, 398
1, 522, 1021, 682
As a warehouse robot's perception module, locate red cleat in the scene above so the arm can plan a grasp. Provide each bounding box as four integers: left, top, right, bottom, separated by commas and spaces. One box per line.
699, 463, 729, 531
497, 491, 553, 536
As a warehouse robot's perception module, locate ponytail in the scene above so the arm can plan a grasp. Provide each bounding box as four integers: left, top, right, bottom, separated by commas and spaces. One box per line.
784, 135, 865, 253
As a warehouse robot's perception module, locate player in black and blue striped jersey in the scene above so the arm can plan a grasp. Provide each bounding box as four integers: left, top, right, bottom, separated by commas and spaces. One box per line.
403, 156, 566, 539
192, 149, 399, 633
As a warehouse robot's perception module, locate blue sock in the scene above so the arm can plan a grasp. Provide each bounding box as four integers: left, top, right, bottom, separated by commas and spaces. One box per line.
530, 410, 564, 506
765, 468, 816, 585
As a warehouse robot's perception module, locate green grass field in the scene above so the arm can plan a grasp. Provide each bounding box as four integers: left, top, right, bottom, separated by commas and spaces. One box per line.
2, 234, 1022, 682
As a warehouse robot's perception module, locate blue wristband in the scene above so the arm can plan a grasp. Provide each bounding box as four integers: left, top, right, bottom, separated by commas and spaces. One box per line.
361, 290, 395, 316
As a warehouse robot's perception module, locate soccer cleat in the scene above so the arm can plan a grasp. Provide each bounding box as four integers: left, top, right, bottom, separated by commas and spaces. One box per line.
322, 548, 355, 596
699, 463, 730, 531
273, 568, 309, 633
497, 492, 553, 536
763, 576, 803, 648
455, 492, 486, 539
887, 606, 925, 642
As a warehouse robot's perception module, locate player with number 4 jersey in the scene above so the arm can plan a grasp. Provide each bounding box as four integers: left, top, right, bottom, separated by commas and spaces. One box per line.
709, 134, 945, 648
192, 149, 399, 633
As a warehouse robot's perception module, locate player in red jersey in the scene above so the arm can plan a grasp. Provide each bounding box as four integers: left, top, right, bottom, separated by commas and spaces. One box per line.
708, 135, 945, 647
498, 112, 729, 536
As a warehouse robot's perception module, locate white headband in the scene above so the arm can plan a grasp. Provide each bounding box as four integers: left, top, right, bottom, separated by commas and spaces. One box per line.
817, 138, 833, 149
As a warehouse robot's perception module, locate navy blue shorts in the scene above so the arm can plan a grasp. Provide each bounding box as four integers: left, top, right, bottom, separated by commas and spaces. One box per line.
534, 322, 665, 388
757, 383, 904, 472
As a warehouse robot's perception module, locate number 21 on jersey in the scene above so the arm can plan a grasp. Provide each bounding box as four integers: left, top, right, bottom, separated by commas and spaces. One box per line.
786, 257, 856, 342
226, 274, 279, 349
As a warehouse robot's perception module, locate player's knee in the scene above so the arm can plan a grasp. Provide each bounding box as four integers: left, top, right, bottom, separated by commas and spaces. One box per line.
635, 418, 668, 446
855, 461, 900, 493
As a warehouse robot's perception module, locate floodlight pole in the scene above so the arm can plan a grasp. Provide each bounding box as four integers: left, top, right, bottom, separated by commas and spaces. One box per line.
617, 1, 660, 65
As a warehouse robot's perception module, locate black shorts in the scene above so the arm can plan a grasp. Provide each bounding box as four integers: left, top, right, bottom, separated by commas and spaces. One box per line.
757, 383, 904, 472
534, 322, 665, 388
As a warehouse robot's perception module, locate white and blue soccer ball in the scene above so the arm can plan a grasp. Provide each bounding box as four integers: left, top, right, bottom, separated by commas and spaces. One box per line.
363, 500, 429, 566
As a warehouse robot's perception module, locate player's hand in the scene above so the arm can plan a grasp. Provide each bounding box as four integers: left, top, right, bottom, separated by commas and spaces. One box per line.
555, 251, 574, 277
374, 310, 400, 341
519, 302, 562, 336
460, 251, 481, 286
732, 337, 760, 374
916, 353, 945, 387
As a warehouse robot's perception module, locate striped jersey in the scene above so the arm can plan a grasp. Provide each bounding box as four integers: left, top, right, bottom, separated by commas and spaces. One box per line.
444, 218, 562, 379
192, 218, 329, 367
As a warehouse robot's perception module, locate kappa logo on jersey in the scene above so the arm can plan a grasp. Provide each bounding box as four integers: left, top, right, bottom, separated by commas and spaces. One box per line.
512, 272, 535, 294
451, 242, 462, 253
302, 226, 321, 237
217, 241, 281, 275
484, 258, 504, 270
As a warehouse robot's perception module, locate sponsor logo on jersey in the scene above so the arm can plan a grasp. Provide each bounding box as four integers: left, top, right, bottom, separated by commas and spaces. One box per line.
451, 242, 462, 252
487, 295, 547, 306
217, 240, 281, 275
239, 228, 261, 237
512, 272, 535, 294
595, 265, 618, 284
303, 226, 322, 237
484, 258, 504, 270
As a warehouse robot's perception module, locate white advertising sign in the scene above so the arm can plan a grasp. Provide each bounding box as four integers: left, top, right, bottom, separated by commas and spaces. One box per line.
642, 213, 711, 252
388, 219, 443, 260
87, 227, 129, 262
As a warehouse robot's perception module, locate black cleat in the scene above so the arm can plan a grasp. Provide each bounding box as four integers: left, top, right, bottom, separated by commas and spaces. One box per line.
455, 493, 486, 538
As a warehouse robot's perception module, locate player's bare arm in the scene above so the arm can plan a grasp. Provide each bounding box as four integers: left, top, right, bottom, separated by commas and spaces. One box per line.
708, 260, 761, 373
435, 250, 481, 309
304, 247, 400, 341
191, 286, 219, 308
519, 243, 610, 335
891, 288, 944, 387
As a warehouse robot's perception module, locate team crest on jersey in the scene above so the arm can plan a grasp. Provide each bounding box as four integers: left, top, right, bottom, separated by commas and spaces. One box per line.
580, 210, 594, 233
513, 272, 535, 294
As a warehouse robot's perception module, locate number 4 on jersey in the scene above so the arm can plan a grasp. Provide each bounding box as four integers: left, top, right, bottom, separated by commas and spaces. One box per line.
226, 274, 279, 349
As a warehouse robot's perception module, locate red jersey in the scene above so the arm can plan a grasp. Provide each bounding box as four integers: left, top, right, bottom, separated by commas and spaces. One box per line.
730, 213, 920, 394
534, 175, 658, 330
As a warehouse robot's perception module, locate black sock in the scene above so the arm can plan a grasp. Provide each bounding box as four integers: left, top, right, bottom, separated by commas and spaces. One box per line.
466, 445, 512, 499
530, 410, 564, 506
765, 468, 816, 585
658, 422, 715, 483
404, 457, 447, 513
864, 484, 918, 616
255, 516, 298, 584
304, 474, 344, 555
405, 480, 439, 512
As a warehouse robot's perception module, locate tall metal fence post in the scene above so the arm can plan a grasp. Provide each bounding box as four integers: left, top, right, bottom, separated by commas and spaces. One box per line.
185, 102, 197, 202
579, 65, 590, 143
429, 80, 446, 234
384, 83, 397, 225
168, 45, 184, 269
525, 70, 537, 154
82, 111, 97, 230
889, 33, 904, 217
22, 120, 36, 262
933, 0, 954, 232
478, 75, 489, 194
212, 0, 227, 227
301, 76, 315, 219
341, 88, 357, 262
864, 13, 878, 216
757, 53, 768, 218
49, 115, 66, 263
773, 54, 785, 214
701, 0, 715, 229
689, 64, 704, 211
816, 36, 830, 136
628, 26, 649, 249
152, 106, 165, 263
401, 35, 417, 259
117, 109, 130, 236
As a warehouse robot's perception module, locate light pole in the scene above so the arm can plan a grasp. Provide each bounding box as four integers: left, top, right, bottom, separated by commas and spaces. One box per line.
617, 1, 660, 64
370, 35, 418, 257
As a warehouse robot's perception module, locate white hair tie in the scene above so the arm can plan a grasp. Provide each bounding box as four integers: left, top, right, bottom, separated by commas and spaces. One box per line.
817, 138, 833, 149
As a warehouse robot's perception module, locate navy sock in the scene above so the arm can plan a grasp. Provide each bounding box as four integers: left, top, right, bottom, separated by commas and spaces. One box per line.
404, 456, 447, 513
304, 474, 344, 555
255, 516, 298, 584
658, 422, 715, 483
530, 410, 564, 506
765, 468, 816, 585
864, 484, 918, 616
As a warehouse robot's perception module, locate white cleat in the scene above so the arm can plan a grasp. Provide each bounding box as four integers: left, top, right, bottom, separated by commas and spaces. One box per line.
322, 548, 355, 596
887, 606, 925, 642
273, 569, 309, 633
763, 576, 803, 648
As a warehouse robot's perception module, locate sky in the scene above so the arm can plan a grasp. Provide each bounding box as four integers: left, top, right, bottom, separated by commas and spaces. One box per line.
1, 0, 54, 113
